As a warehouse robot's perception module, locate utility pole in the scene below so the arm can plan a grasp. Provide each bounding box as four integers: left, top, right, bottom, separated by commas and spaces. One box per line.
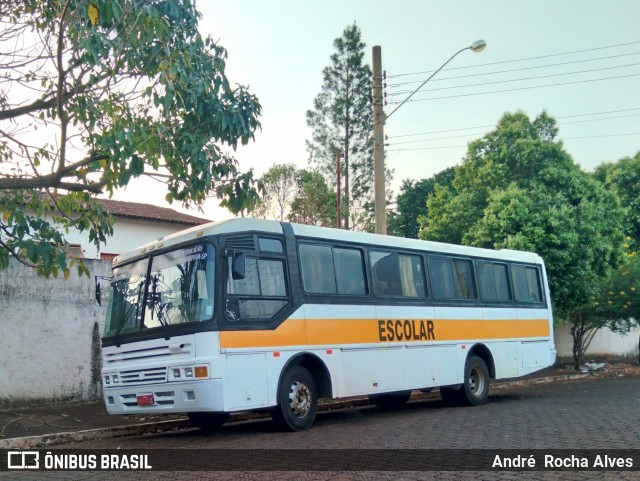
372, 45, 386, 235
371, 40, 485, 235
336, 151, 342, 229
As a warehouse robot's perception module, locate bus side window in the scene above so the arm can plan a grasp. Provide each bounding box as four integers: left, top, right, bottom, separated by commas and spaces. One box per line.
225, 255, 288, 320
429, 256, 476, 300
299, 244, 337, 294
429, 256, 456, 300
370, 251, 426, 298
512, 265, 542, 303
478, 262, 511, 302
333, 247, 367, 296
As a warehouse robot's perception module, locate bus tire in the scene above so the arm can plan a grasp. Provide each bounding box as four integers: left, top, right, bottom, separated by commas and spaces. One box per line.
188, 412, 230, 431
272, 365, 317, 431
461, 356, 490, 406
368, 391, 411, 409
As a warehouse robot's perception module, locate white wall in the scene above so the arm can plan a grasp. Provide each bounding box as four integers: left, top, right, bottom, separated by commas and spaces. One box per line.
0, 258, 111, 406
554, 323, 640, 361
62, 217, 195, 259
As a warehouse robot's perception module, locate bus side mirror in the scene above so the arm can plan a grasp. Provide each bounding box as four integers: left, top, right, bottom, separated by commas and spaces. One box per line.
232, 252, 246, 280
95, 281, 102, 306
95, 275, 113, 306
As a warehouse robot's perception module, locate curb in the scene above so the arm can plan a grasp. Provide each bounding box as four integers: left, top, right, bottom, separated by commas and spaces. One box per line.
0, 373, 590, 449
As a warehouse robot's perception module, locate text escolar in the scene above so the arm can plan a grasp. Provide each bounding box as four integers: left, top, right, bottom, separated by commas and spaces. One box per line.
377, 319, 435, 342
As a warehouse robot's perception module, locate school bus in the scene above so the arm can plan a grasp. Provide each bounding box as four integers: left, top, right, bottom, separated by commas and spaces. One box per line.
100, 218, 556, 431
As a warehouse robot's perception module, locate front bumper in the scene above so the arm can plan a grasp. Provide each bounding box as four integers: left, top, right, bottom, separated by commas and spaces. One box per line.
103, 379, 225, 415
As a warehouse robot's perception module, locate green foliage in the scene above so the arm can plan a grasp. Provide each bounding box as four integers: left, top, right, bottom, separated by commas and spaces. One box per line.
591, 244, 640, 326
289, 170, 337, 227
420, 111, 625, 323
306, 23, 378, 230
252, 164, 336, 227
593, 151, 640, 250
0, 0, 261, 277
388, 167, 455, 239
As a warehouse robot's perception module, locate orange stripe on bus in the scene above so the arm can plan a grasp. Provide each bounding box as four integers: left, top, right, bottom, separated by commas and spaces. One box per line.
219, 318, 550, 349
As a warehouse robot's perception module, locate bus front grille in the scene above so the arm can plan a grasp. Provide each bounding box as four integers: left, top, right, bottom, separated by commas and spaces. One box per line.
119, 366, 167, 385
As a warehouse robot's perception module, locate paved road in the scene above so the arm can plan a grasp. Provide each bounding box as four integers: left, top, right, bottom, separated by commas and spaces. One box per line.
3, 376, 640, 480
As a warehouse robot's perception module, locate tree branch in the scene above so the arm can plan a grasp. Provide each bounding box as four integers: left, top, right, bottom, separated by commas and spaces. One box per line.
0, 152, 108, 191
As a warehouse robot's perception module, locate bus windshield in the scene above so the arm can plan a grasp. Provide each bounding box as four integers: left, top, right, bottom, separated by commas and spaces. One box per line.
103, 242, 215, 338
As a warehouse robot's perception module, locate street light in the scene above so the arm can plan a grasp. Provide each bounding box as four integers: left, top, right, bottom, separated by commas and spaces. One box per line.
372, 40, 486, 235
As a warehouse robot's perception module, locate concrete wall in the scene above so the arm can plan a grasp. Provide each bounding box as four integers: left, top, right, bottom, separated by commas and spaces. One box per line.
0, 258, 111, 407
554, 323, 640, 362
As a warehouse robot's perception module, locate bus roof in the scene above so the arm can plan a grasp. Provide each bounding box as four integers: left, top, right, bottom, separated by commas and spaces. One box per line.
112, 218, 543, 266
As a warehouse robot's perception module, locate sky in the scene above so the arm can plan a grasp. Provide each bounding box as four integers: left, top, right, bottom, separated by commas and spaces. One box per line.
112, 0, 640, 222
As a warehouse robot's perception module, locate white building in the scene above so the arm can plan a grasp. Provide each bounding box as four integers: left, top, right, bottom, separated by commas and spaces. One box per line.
62, 199, 211, 260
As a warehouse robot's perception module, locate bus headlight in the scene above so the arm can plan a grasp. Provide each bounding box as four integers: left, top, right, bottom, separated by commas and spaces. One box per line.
103, 374, 119, 385
169, 365, 209, 381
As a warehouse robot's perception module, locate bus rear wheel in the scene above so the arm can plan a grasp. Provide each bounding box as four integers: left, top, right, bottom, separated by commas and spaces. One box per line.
272, 365, 318, 431
188, 412, 230, 431
461, 356, 490, 405
368, 391, 411, 409
440, 356, 490, 406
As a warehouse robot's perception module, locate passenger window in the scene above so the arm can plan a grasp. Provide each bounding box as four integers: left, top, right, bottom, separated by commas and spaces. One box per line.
512, 265, 543, 303
225, 255, 288, 321
371, 251, 426, 298
452, 259, 476, 299
259, 237, 283, 253
371, 251, 402, 296
429, 257, 456, 299
299, 244, 337, 294
429, 257, 476, 300
478, 262, 511, 302
334, 248, 367, 296
299, 243, 366, 296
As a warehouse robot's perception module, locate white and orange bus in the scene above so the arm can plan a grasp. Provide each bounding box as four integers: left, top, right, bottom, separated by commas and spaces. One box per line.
100, 218, 556, 431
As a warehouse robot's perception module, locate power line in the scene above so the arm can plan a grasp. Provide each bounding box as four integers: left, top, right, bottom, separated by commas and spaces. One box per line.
387, 72, 640, 104
386, 51, 640, 88
387, 40, 640, 79
563, 132, 640, 140
386, 108, 640, 139
561, 113, 640, 125
387, 62, 640, 97
386, 132, 640, 152
388, 132, 490, 146
385, 113, 640, 146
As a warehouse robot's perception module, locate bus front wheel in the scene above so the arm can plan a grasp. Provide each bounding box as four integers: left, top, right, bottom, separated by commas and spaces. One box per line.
272, 365, 318, 431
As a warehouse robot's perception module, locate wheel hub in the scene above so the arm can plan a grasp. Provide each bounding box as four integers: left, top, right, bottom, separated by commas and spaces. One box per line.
288, 380, 311, 417
469, 367, 484, 395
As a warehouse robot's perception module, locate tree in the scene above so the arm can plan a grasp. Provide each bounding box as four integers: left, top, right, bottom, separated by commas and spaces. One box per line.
388, 167, 454, 239
594, 151, 640, 249
306, 23, 376, 231
0, 0, 261, 277
570, 244, 640, 369
419, 111, 625, 368
288, 169, 336, 227
254, 164, 336, 227
253, 164, 298, 221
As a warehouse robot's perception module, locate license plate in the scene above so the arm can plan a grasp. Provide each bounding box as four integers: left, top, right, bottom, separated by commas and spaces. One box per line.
136, 394, 154, 406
